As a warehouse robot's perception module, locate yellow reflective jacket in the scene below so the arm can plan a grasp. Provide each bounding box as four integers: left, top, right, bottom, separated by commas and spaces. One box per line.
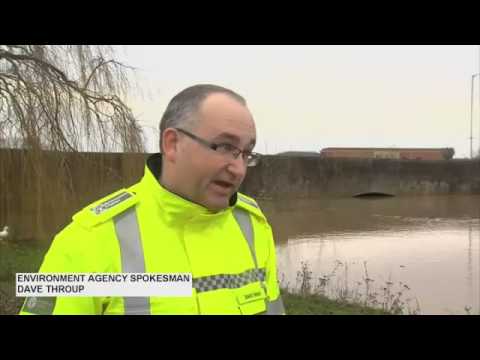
20, 154, 284, 315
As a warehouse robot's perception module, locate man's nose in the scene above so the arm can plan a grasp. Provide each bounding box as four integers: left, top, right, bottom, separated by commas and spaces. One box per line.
226, 155, 247, 179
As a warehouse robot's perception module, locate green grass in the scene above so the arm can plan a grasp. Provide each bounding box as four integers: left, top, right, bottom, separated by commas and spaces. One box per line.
0, 244, 47, 315
0, 244, 47, 282
282, 290, 391, 315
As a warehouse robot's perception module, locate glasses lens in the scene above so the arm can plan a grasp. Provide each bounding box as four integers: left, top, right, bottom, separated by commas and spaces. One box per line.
247, 153, 260, 167
216, 144, 236, 155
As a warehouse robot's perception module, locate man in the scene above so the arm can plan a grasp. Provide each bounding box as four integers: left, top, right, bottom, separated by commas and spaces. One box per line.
20, 84, 285, 315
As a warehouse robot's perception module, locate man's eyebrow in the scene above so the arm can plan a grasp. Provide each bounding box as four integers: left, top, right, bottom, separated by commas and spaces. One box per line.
213, 132, 256, 147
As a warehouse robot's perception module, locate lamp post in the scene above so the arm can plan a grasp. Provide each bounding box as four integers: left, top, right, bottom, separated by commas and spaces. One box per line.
470, 73, 479, 158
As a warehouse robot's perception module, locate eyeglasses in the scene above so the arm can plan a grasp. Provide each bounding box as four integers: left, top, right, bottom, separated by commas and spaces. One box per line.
175, 128, 261, 167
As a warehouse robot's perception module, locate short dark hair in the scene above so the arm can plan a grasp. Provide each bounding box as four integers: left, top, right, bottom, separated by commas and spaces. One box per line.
159, 84, 246, 152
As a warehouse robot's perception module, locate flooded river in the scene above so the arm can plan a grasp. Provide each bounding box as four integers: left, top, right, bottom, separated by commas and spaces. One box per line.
259, 195, 480, 315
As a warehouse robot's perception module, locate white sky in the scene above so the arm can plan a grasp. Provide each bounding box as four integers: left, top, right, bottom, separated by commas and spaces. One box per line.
115, 45, 480, 158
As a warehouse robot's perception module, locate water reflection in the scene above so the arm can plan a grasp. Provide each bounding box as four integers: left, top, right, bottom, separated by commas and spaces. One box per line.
259, 195, 480, 315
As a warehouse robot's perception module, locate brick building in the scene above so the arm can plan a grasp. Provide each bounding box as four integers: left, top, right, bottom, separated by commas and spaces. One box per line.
319, 147, 454, 160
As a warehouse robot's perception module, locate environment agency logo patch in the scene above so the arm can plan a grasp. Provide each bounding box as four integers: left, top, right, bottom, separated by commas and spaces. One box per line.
26, 297, 37, 308
23, 296, 57, 314
91, 192, 132, 215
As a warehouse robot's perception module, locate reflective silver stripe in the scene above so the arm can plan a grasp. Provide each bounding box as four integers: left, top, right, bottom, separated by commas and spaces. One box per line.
232, 207, 258, 268
238, 195, 258, 208
266, 296, 286, 315
193, 268, 266, 293
22, 296, 56, 315
114, 208, 150, 315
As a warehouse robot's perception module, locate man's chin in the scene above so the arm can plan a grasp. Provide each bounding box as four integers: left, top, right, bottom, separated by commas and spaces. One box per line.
203, 196, 231, 212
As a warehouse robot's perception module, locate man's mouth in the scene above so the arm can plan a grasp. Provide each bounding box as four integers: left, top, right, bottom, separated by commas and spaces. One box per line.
212, 180, 235, 190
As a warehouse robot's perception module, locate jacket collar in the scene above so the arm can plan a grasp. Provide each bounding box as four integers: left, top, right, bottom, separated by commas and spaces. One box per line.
138, 153, 238, 223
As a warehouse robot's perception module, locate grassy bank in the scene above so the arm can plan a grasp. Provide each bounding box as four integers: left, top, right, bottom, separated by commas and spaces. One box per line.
0, 243, 47, 315
281, 261, 421, 315
1, 245, 397, 315
282, 290, 390, 315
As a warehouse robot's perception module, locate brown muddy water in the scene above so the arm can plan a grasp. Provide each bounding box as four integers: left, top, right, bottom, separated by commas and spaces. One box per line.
259, 195, 480, 315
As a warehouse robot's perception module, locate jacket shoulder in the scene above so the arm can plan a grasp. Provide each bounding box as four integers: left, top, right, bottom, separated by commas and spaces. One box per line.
235, 192, 267, 222
72, 188, 139, 229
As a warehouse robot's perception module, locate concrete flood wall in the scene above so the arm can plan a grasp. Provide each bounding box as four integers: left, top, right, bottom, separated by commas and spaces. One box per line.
240, 155, 480, 199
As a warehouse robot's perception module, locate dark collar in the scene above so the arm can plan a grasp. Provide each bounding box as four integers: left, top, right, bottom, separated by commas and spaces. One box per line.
146, 153, 238, 207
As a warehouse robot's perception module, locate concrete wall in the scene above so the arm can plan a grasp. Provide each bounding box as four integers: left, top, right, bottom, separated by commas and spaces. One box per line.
239, 155, 480, 199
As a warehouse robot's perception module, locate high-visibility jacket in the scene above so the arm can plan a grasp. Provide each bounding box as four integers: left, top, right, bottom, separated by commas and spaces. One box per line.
20, 153, 285, 315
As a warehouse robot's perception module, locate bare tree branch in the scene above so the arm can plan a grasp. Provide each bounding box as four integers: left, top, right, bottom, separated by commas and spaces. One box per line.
0, 45, 145, 153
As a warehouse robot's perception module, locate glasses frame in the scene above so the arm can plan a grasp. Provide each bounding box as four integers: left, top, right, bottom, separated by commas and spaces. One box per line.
174, 127, 260, 167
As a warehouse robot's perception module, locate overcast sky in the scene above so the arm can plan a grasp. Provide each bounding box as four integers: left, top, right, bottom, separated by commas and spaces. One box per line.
115, 45, 480, 158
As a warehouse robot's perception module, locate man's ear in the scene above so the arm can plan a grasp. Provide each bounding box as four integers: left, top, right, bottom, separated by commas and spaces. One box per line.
161, 128, 179, 163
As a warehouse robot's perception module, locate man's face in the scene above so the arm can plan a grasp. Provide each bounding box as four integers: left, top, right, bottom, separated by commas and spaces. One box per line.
175, 93, 256, 211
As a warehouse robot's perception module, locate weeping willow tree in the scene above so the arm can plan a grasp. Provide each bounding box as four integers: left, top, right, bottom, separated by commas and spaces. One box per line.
0, 45, 146, 243
0, 45, 144, 152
